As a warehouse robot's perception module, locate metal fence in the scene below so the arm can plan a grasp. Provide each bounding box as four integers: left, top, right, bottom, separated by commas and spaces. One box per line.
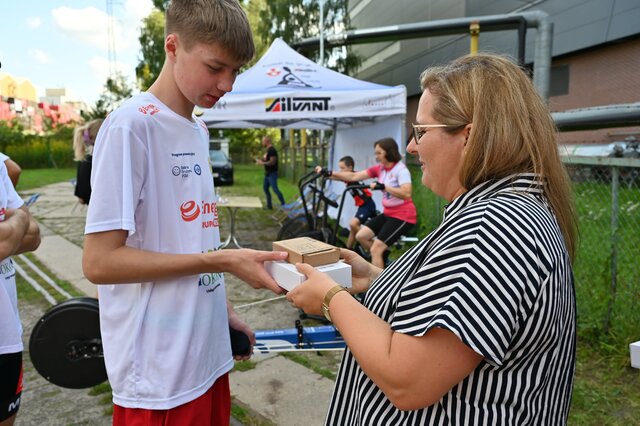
562, 155, 640, 343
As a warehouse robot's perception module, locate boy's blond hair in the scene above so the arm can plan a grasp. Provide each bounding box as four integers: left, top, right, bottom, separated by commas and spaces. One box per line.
166, 0, 254, 63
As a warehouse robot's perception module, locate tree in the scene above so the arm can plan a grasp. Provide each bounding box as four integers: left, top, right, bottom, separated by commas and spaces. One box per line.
84, 72, 134, 120
135, 9, 166, 91
255, 0, 359, 74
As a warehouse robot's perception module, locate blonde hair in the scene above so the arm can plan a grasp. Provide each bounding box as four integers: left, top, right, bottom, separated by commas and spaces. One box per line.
420, 53, 578, 259
73, 119, 104, 161
166, 0, 254, 64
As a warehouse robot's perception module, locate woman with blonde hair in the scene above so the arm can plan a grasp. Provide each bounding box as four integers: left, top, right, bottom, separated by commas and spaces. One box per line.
288, 53, 578, 425
73, 118, 103, 204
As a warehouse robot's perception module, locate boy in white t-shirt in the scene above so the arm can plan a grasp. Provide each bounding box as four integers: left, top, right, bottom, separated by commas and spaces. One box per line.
82, 1, 287, 424
0, 162, 40, 426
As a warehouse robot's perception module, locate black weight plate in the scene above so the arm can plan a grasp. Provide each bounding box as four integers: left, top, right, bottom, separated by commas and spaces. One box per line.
29, 297, 107, 389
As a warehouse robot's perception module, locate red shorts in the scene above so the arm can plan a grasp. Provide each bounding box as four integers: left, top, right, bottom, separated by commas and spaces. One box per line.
113, 373, 230, 426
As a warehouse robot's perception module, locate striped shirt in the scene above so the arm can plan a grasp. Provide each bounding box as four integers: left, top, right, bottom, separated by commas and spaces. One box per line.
326, 174, 576, 425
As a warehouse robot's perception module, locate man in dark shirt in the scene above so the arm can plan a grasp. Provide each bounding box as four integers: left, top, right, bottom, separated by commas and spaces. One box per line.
256, 136, 285, 209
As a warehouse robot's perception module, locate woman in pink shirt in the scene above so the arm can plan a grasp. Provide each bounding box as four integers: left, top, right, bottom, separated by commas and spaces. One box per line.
325, 137, 416, 267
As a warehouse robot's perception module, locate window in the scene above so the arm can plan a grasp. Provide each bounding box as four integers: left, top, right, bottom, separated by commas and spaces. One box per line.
549, 64, 570, 97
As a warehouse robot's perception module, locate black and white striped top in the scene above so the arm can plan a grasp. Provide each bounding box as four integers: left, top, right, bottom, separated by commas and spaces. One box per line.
326, 174, 576, 425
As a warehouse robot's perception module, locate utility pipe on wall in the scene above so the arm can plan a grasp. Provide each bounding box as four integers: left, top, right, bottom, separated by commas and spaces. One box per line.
469, 21, 480, 55
293, 11, 552, 100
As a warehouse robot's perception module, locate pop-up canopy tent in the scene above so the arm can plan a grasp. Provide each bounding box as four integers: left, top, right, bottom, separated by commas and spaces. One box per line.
200, 38, 407, 227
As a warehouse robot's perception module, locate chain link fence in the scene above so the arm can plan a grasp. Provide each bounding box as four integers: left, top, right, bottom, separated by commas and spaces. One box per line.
563, 153, 640, 346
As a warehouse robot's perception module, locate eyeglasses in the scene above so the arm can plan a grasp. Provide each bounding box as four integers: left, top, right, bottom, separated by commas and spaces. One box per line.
411, 123, 455, 144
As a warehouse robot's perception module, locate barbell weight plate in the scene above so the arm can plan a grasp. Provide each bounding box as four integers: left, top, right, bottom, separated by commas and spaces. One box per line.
29, 297, 107, 389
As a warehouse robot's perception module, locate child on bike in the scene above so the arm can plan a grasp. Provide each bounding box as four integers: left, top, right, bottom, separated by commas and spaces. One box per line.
317, 155, 377, 249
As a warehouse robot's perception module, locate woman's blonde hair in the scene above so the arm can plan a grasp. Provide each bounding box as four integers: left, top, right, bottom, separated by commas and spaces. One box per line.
73, 119, 104, 161
420, 53, 578, 259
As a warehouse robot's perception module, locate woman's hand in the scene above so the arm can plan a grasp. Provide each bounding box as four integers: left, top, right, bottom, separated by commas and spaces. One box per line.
286, 263, 336, 316
339, 248, 381, 294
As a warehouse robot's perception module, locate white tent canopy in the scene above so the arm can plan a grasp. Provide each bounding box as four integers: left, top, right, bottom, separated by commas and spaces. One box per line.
200, 38, 406, 130
200, 38, 407, 228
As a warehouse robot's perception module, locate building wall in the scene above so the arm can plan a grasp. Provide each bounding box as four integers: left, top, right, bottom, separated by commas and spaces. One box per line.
349, 0, 640, 146
550, 37, 640, 144
17, 80, 37, 103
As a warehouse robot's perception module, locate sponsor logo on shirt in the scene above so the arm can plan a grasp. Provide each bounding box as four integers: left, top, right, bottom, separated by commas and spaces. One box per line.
199, 272, 223, 293
0, 207, 5, 221
172, 164, 198, 178
0, 259, 16, 280
265, 97, 331, 113
179, 199, 219, 228
138, 104, 160, 115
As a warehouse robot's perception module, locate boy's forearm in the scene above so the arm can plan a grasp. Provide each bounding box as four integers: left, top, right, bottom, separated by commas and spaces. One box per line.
84, 238, 217, 284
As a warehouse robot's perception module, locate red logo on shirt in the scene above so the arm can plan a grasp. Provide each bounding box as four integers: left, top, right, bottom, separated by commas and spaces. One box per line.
138, 104, 160, 115
180, 200, 219, 228
180, 201, 200, 222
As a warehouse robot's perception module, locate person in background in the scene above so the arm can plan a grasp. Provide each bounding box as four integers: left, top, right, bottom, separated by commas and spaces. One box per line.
316, 156, 377, 250
81, 1, 287, 424
287, 53, 578, 425
0, 153, 21, 188
324, 138, 417, 268
72, 119, 104, 205
256, 135, 285, 210
0, 158, 41, 426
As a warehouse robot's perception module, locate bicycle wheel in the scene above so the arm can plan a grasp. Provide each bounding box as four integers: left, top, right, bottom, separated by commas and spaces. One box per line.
277, 214, 311, 240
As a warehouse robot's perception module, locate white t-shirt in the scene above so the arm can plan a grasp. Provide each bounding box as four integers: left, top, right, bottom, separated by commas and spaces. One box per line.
0, 161, 25, 355
85, 92, 231, 410
0, 152, 9, 163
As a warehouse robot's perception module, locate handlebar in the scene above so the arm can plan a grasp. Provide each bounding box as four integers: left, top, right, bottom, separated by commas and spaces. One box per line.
308, 184, 339, 208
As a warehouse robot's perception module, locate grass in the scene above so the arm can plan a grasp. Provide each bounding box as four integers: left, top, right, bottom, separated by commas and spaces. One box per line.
15, 167, 76, 191
16, 165, 640, 423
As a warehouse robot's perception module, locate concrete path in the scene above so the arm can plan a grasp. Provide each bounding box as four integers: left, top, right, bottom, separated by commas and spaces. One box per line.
18, 182, 337, 425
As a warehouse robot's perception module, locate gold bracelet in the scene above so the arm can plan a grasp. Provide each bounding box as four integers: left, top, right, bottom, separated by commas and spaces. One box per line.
322, 285, 348, 323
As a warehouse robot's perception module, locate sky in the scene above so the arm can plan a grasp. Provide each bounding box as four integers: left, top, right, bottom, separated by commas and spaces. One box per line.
2, 0, 156, 106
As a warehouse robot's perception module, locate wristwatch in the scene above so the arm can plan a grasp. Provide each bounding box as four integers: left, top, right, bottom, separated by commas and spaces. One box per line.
322, 285, 348, 323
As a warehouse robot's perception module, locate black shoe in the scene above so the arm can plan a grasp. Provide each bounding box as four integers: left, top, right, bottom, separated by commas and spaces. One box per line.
383, 250, 391, 266
263, 206, 273, 210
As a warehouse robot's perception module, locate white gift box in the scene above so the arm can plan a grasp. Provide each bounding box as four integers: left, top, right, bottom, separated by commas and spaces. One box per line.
630, 341, 640, 369
265, 260, 352, 292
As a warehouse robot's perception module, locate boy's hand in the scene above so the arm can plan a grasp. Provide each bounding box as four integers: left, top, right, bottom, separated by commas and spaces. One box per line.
225, 249, 288, 294
228, 310, 255, 361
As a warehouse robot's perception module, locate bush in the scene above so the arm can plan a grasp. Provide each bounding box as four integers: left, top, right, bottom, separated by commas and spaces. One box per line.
1, 124, 74, 169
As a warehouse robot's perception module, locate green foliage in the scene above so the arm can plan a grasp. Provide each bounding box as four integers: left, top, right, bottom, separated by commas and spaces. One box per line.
152, 0, 169, 12
225, 128, 280, 164
0, 120, 26, 152
2, 124, 75, 169
256, 0, 360, 74
136, 9, 166, 91
85, 73, 134, 120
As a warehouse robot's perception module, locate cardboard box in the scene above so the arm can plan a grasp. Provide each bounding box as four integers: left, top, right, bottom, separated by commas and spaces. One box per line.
272, 237, 340, 267
631, 341, 640, 369
265, 260, 352, 291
